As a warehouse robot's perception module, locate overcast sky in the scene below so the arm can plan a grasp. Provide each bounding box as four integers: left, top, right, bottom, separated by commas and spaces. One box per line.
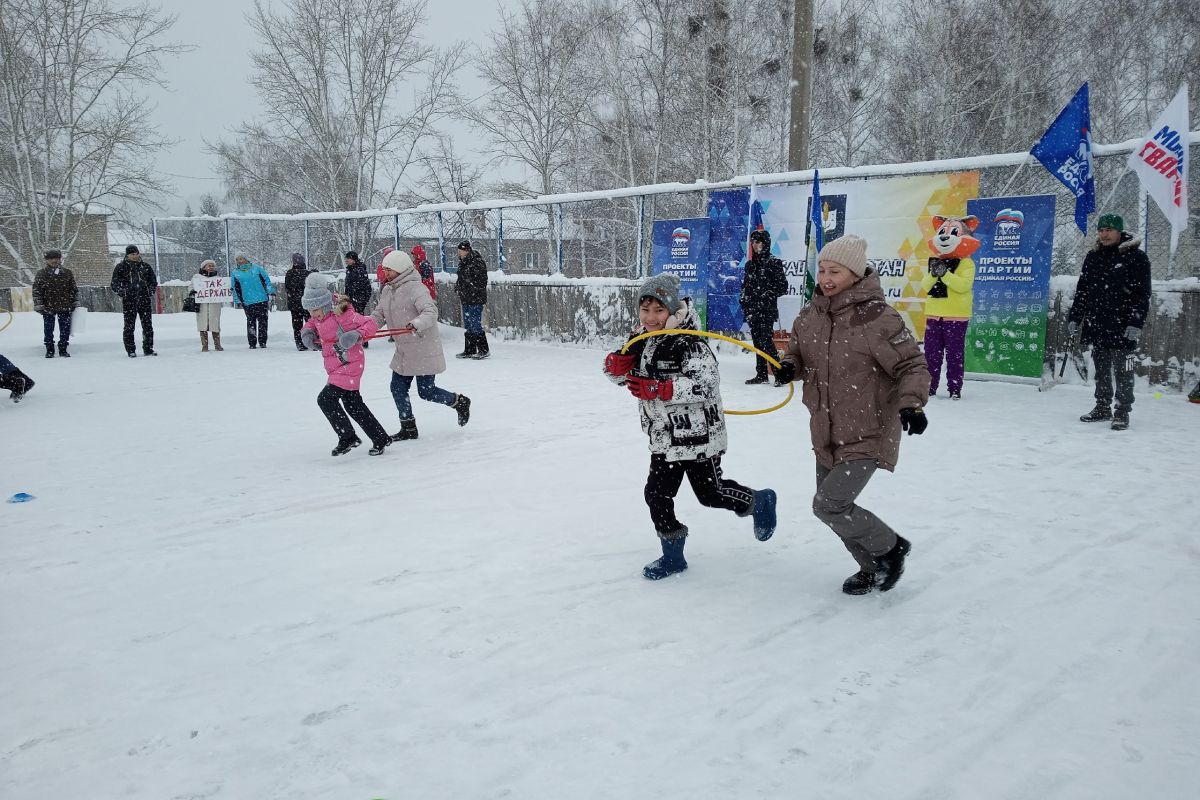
143, 0, 502, 217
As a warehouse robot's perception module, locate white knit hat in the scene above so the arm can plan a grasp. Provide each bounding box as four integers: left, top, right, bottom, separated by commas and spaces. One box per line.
817, 234, 869, 277
301, 272, 335, 311
381, 249, 415, 276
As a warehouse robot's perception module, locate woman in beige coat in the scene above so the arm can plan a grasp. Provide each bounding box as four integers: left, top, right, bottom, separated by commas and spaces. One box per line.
373, 250, 471, 442
773, 235, 930, 596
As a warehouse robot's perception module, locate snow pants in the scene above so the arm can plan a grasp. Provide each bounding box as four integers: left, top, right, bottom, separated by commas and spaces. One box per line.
645, 454, 753, 538
244, 302, 269, 347
747, 314, 779, 379
813, 459, 900, 571
317, 384, 388, 447
924, 317, 968, 394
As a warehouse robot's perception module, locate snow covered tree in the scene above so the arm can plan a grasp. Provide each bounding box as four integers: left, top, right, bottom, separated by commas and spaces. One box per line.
0, 0, 183, 283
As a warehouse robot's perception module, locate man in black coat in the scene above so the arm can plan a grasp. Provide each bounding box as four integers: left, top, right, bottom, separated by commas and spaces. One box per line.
344, 250, 374, 347
110, 245, 158, 357
454, 240, 490, 359
739, 229, 789, 384
32, 249, 78, 358
1067, 214, 1151, 431
284, 253, 313, 351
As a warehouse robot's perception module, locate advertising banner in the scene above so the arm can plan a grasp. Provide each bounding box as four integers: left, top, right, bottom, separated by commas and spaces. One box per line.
705, 190, 750, 331
963, 195, 1056, 379
651, 219, 710, 326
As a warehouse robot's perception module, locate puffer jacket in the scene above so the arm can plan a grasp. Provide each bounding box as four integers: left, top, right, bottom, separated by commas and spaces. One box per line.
232, 262, 275, 306
1067, 232, 1152, 349
455, 250, 489, 305
605, 303, 727, 462
32, 266, 78, 313
740, 231, 789, 321
345, 258, 373, 312
371, 263, 446, 376
920, 257, 976, 320
781, 270, 929, 471
110, 258, 158, 309
301, 300, 378, 391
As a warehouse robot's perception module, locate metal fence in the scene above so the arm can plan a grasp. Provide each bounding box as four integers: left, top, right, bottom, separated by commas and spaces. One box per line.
152, 135, 1198, 284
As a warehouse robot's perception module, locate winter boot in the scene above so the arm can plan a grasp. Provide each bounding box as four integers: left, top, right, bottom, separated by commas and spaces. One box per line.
368, 439, 389, 456
842, 570, 880, 595
949, 390, 961, 400
643, 532, 688, 580
876, 535, 911, 592
452, 394, 471, 426
1079, 404, 1112, 423
390, 418, 418, 443
750, 489, 777, 541
57, 342, 70, 358
455, 332, 475, 359
471, 332, 491, 360
200, 332, 209, 352
3, 371, 34, 402
1111, 408, 1130, 431
331, 437, 362, 457
745, 375, 769, 385
143, 348, 158, 356
45, 343, 55, 359
212, 333, 224, 351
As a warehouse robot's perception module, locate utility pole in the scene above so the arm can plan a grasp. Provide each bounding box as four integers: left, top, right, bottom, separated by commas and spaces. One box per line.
788, 0, 816, 171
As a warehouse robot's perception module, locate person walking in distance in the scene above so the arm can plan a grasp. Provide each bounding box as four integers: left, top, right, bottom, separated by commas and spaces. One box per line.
110, 245, 158, 357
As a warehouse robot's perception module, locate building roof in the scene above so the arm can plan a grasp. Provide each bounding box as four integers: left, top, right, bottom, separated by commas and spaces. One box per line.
107, 223, 202, 257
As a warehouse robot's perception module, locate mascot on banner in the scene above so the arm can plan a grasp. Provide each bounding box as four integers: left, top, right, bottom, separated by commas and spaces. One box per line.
921, 215, 979, 399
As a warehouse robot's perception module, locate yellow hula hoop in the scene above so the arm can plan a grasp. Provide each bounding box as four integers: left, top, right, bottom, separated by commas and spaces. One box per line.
0, 309, 12, 334
620, 328, 794, 416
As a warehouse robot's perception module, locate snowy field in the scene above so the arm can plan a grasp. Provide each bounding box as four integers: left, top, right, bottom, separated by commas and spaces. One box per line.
1, 310, 1197, 800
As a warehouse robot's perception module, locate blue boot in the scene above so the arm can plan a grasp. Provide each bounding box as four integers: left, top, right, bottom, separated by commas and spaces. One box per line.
643, 534, 688, 580
751, 489, 777, 541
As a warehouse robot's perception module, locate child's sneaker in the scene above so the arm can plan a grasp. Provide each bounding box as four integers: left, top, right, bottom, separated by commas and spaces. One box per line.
643, 532, 688, 580
331, 437, 361, 456
750, 489, 777, 541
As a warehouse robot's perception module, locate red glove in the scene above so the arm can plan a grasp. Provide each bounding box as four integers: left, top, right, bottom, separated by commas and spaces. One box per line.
626, 375, 673, 401
604, 351, 635, 376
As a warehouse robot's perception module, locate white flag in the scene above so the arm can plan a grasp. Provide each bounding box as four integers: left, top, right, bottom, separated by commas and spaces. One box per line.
1127, 84, 1189, 253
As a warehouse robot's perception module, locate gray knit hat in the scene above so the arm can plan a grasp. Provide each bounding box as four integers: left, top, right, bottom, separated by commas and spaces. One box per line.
301, 271, 335, 312
639, 272, 683, 314
817, 234, 869, 277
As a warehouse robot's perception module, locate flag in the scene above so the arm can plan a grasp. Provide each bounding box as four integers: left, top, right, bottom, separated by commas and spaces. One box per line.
1031, 83, 1096, 233
804, 171, 823, 300
1128, 83, 1189, 253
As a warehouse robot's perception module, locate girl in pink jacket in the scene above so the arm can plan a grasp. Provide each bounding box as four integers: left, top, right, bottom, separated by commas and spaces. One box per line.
299, 273, 390, 456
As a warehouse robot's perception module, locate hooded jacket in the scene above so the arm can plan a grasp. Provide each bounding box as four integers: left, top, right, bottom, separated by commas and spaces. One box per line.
411, 245, 437, 299
372, 260, 446, 376
1067, 232, 1152, 349
232, 260, 275, 306
740, 231, 789, 321
781, 270, 929, 471
604, 302, 728, 462
455, 249, 489, 305
110, 258, 158, 308
301, 298, 378, 391
285, 256, 312, 311
345, 256, 373, 311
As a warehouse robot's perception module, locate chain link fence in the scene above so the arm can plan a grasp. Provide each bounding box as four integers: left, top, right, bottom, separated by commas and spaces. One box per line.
152, 139, 1197, 284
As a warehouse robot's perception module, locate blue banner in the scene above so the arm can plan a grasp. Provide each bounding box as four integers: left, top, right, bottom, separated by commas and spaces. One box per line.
964, 194, 1056, 379
1030, 83, 1095, 233
652, 218, 711, 327
703, 190, 750, 331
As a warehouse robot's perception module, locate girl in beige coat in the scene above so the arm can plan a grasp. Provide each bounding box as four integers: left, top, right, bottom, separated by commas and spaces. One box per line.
373, 250, 471, 442
774, 235, 930, 596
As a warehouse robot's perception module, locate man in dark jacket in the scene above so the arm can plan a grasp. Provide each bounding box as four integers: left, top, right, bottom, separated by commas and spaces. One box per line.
1068, 214, 1151, 431
740, 229, 789, 384
454, 240, 490, 359
344, 250, 374, 347
284, 253, 313, 350
110, 245, 158, 357
32, 249, 78, 358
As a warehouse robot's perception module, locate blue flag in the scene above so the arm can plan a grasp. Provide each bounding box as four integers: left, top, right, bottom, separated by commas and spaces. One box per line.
1030, 83, 1096, 233
810, 169, 824, 253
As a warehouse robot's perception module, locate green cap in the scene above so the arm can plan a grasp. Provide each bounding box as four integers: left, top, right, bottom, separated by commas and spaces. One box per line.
1097, 213, 1124, 232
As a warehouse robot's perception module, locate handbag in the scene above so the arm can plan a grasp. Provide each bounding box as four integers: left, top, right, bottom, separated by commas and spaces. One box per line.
183, 292, 199, 313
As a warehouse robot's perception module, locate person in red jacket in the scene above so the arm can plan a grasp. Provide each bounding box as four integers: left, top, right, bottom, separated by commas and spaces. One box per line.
411, 245, 437, 299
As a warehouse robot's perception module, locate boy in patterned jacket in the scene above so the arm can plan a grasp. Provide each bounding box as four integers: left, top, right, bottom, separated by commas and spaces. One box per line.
603, 272, 778, 580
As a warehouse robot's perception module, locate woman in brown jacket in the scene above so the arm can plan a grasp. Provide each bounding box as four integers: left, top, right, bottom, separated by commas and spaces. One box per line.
774, 235, 930, 595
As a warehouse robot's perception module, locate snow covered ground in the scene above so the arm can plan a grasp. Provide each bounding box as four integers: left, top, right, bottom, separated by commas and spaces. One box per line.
1, 310, 1197, 799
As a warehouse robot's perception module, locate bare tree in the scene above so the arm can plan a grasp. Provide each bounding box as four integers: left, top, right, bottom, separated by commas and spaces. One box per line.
210, 0, 464, 254
0, 0, 184, 283
809, 0, 886, 167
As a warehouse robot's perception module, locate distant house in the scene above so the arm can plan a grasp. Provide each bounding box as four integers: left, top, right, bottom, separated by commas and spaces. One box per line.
107, 224, 204, 283
0, 207, 112, 288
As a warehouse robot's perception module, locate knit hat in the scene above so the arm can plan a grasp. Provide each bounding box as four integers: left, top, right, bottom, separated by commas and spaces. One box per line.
457, 240, 472, 251
749, 229, 771, 247
301, 271, 335, 312
291, 252, 306, 267
44, 249, 62, 260
639, 272, 683, 314
1097, 213, 1124, 232
125, 245, 139, 255
381, 249, 415, 276
817, 234, 869, 277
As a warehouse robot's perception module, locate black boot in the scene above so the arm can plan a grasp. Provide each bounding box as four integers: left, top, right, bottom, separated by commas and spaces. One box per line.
3, 370, 35, 402
331, 437, 362, 456
1080, 404, 1111, 423
643, 532, 688, 580
452, 394, 471, 426
455, 332, 475, 359
390, 418, 418, 442
368, 438, 388, 456
58, 342, 70, 358
745, 374, 768, 385
1111, 408, 1130, 431
471, 332, 491, 359
876, 535, 911, 592
45, 343, 55, 358
842, 570, 880, 595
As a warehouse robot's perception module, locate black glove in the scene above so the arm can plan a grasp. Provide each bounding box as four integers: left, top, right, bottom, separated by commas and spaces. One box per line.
929, 260, 949, 278
899, 407, 927, 436
773, 361, 796, 384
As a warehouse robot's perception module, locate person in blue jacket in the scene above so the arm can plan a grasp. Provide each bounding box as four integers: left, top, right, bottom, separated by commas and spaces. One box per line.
231, 254, 277, 349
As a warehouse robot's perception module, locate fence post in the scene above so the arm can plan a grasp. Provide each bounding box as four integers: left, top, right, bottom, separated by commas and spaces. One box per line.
303, 220, 310, 266
497, 207, 505, 274
151, 218, 161, 281
223, 219, 232, 277
636, 195, 646, 278
437, 211, 446, 272
556, 203, 564, 275
393, 214, 401, 251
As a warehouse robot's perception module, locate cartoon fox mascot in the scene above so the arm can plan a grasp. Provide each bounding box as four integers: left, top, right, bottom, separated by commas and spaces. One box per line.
922, 215, 979, 399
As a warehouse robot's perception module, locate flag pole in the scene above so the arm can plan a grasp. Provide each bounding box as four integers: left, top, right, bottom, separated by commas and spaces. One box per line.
997, 154, 1031, 197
